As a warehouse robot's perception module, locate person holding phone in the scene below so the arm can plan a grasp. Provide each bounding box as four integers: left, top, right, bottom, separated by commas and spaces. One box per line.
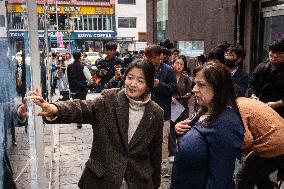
172, 62, 244, 189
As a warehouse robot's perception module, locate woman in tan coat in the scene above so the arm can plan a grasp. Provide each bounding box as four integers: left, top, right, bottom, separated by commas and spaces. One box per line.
235, 97, 284, 189
28, 59, 164, 189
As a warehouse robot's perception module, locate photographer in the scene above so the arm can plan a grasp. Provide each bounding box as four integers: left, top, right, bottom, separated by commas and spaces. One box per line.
96, 42, 125, 87
104, 64, 125, 89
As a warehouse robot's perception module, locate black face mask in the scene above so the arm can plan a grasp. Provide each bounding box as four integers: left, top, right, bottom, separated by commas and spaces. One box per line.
225, 59, 237, 68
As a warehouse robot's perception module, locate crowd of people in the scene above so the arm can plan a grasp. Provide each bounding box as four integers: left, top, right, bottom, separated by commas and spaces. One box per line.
1, 38, 284, 189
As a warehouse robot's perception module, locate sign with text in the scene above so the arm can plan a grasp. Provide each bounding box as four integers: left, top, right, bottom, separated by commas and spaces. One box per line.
74, 31, 116, 39
9, 31, 115, 39
7, 4, 114, 15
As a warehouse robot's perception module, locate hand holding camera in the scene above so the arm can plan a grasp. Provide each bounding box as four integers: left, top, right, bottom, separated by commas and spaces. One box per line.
115, 67, 122, 81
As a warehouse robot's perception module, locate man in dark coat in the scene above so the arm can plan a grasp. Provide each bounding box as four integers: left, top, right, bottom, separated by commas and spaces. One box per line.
224, 45, 248, 97
144, 44, 177, 121
67, 51, 91, 128
248, 40, 284, 118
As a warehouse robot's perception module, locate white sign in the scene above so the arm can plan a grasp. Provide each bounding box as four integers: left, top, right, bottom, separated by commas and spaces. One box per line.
178, 41, 204, 57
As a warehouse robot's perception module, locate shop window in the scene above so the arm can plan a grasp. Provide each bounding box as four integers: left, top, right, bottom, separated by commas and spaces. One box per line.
98, 16, 102, 30
93, 15, 98, 30
8, 13, 24, 30
118, 17, 136, 28
83, 15, 88, 30
0, 15, 4, 27
106, 15, 112, 30
38, 14, 44, 30
88, 15, 94, 30
178, 41, 204, 57
118, 0, 135, 4
138, 32, 146, 42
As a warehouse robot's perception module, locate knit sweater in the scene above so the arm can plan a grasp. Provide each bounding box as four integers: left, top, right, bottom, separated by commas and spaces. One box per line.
125, 92, 151, 143
237, 97, 284, 158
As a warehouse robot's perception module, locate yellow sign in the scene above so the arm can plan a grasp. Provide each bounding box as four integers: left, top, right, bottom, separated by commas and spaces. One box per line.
7, 4, 114, 15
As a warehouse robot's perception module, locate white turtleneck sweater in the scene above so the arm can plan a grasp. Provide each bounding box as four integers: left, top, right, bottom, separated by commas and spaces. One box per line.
125, 91, 151, 143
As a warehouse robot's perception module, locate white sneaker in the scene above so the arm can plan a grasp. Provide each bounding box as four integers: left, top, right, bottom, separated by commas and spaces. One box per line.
168, 156, 175, 163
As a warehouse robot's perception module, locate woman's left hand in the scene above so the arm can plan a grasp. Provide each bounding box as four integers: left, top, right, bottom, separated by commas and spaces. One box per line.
17, 102, 27, 119
175, 119, 191, 135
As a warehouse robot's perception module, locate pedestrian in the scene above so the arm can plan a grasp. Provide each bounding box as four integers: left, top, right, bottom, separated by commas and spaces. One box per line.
96, 42, 125, 87
27, 59, 164, 189
168, 56, 192, 163
235, 97, 284, 189
67, 51, 92, 128
144, 44, 177, 162
173, 62, 244, 189
170, 49, 180, 64
144, 44, 177, 121
248, 39, 284, 118
224, 45, 248, 97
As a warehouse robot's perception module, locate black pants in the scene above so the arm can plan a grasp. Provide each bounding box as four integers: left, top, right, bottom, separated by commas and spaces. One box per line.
4, 153, 17, 189
236, 152, 284, 189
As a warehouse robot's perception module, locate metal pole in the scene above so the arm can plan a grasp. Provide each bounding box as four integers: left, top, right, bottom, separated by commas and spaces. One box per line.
56, 0, 59, 31
26, 0, 46, 188
44, 2, 52, 103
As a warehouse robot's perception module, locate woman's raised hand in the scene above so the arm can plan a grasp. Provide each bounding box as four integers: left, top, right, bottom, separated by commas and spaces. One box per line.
175, 119, 191, 135
25, 89, 58, 118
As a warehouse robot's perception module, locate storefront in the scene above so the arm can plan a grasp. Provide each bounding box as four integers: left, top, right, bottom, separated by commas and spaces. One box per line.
6, 3, 116, 51
8, 30, 116, 52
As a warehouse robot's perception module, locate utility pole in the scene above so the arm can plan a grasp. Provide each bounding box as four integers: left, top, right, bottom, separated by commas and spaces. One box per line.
55, 0, 59, 31
44, 1, 52, 102
26, 0, 46, 188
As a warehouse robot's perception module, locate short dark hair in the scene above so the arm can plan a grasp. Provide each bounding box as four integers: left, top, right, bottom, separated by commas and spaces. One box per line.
105, 42, 118, 51
171, 49, 180, 55
217, 41, 231, 52
207, 47, 225, 64
227, 45, 246, 59
73, 51, 81, 62
144, 44, 162, 57
269, 40, 284, 52
123, 59, 155, 94
161, 47, 171, 56
193, 62, 238, 123
197, 54, 206, 64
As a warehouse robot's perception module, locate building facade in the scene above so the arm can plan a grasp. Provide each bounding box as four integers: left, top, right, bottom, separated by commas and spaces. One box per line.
0, 0, 7, 37
6, 0, 116, 52
147, 0, 284, 74
115, 0, 147, 54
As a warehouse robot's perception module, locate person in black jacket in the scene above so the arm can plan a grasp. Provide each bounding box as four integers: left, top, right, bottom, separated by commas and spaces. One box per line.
67, 51, 90, 128
144, 44, 177, 121
224, 45, 248, 97
248, 40, 284, 118
96, 42, 125, 87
